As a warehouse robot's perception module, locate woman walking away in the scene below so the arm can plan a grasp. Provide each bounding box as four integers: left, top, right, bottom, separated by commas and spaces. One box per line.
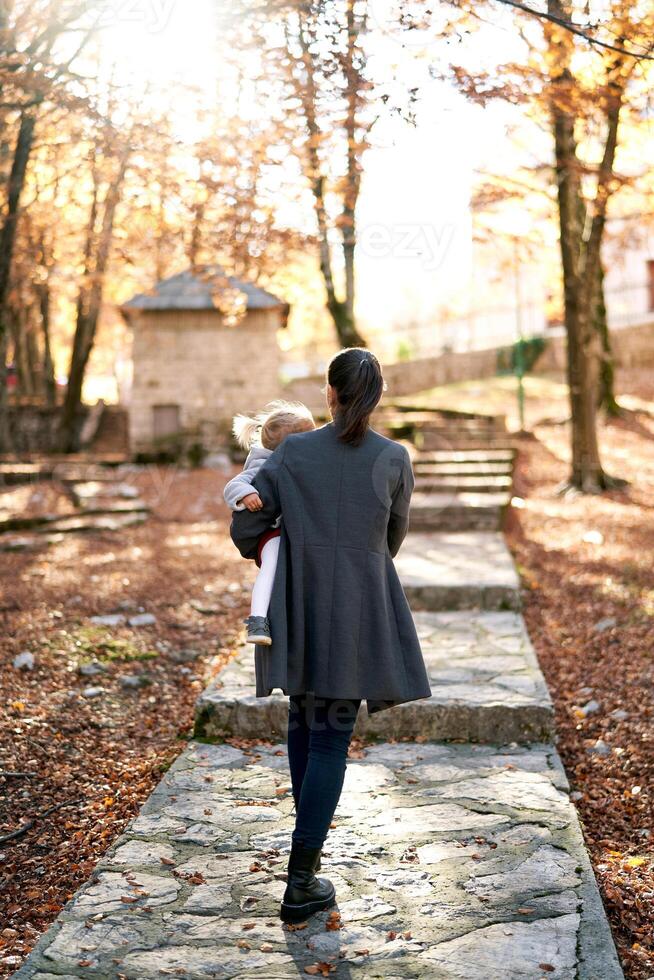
230, 348, 431, 923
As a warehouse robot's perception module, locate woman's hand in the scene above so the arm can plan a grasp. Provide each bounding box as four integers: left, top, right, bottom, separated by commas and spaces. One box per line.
241, 492, 264, 512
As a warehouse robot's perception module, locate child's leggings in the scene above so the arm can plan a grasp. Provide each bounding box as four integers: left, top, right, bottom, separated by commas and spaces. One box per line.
287, 693, 361, 849
250, 536, 280, 618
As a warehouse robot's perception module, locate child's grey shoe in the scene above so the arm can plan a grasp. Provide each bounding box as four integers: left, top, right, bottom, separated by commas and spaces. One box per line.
245, 615, 272, 646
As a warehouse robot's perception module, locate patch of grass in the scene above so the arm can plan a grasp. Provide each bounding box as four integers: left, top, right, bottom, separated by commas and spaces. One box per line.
70, 626, 159, 664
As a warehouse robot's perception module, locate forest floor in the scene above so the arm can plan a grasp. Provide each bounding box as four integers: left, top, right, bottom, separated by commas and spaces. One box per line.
0, 467, 255, 976
1, 367, 653, 978
504, 371, 654, 980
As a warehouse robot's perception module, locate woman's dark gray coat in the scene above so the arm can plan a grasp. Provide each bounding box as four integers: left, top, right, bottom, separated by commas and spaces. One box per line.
230, 421, 431, 714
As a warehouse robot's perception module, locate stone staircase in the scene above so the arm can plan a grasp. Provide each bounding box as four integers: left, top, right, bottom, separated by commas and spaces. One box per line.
0, 461, 150, 552
16, 409, 623, 979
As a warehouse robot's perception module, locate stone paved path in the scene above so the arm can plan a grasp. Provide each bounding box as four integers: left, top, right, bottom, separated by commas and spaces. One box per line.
16, 741, 621, 979
395, 531, 521, 611
16, 417, 623, 979
196, 611, 553, 744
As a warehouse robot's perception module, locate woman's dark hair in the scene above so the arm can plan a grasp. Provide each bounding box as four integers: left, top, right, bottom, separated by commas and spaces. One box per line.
327, 347, 385, 446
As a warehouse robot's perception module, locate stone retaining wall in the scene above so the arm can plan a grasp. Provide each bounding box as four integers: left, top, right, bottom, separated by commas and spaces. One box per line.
285, 346, 501, 412
7, 404, 82, 454
286, 321, 654, 409
533, 320, 654, 373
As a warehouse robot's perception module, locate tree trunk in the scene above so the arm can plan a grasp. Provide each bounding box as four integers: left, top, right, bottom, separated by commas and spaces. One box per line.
59, 149, 130, 452
0, 111, 37, 451
37, 281, 57, 407
297, 13, 365, 349
9, 304, 35, 397
341, 0, 360, 327
548, 0, 607, 491
595, 264, 620, 416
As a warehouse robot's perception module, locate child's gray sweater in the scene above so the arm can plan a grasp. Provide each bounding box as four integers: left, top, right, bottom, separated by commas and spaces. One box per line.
223, 446, 273, 511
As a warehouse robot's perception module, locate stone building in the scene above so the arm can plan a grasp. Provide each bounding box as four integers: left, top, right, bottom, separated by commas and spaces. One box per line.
121, 267, 288, 454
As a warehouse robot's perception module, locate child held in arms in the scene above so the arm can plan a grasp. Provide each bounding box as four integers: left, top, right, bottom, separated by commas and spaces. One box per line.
224, 401, 315, 645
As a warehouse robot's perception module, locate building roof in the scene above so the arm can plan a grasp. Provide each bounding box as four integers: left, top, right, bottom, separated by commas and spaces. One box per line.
121, 267, 289, 319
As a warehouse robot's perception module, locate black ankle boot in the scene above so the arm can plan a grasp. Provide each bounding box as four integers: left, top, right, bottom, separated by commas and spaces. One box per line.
280, 842, 335, 923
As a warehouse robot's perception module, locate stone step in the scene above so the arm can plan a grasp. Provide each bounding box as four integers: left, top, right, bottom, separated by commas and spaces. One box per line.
55, 464, 128, 484
381, 409, 507, 430
0, 462, 54, 485
395, 531, 521, 611
414, 474, 513, 493
409, 492, 511, 532
419, 434, 518, 452
416, 449, 516, 464
70, 481, 143, 509
0, 502, 149, 534
194, 610, 553, 744
385, 420, 508, 437
35, 513, 147, 535
16, 740, 622, 980
413, 461, 514, 477
386, 404, 508, 428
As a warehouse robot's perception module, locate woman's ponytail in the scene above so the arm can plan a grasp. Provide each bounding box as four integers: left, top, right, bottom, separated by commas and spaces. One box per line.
327, 348, 385, 446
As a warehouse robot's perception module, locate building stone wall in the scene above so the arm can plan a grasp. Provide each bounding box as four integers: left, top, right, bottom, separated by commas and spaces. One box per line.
128, 308, 283, 452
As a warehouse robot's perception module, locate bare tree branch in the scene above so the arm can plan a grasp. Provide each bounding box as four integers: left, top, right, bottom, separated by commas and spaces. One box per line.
491, 0, 654, 60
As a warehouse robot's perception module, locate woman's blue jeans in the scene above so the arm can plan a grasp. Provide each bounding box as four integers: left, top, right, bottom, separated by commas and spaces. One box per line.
287, 693, 361, 849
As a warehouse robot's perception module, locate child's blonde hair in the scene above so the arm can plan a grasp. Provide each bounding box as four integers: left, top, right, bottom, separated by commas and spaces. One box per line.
233, 400, 315, 451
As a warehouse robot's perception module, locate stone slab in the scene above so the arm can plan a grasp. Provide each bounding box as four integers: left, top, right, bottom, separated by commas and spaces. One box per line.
413, 461, 514, 476
409, 492, 511, 532
414, 474, 513, 493
395, 531, 521, 611
15, 741, 622, 980
415, 449, 516, 464
419, 435, 517, 452
195, 611, 552, 744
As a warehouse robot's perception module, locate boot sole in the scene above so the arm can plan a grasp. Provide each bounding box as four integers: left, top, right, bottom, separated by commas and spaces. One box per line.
247, 635, 272, 646
280, 887, 336, 923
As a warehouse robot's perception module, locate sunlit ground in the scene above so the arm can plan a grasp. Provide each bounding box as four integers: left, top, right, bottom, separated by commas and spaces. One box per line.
395, 372, 571, 431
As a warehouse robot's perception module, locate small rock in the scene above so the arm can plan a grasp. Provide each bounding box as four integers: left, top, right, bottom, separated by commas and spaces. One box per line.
593, 617, 617, 633
610, 708, 628, 721
82, 686, 105, 699
587, 738, 611, 757
577, 686, 594, 700
90, 614, 126, 627
78, 660, 106, 677
13, 651, 35, 671
2, 537, 37, 552
204, 452, 231, 472
128, 613, 156, 627
579, 699, 600, 716
191, 601, 220, 615
119, 674, 151, 690
117, 484, 140, 499
169, 648, 202, 664
116, 599, 138, 612
570, 791, 583, 802
178, 667, 193, 676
